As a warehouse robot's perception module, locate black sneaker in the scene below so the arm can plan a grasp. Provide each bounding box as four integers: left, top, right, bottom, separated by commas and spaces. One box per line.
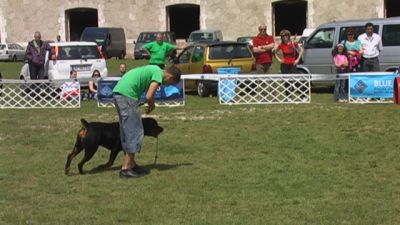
132, 165, 150, 175
119, 169, 142, 178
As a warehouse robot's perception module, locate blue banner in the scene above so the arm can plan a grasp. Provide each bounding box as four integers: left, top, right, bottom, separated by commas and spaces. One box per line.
217, 67, 240, 102
97, 78, 185, 104
349, 72, 397, 98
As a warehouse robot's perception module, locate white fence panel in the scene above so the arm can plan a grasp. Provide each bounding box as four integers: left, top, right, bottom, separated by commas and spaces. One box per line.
0, 79, 81, 109
218, 74, 311, 104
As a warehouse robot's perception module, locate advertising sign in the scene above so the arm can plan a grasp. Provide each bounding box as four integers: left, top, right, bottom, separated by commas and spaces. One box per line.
349, 72, 397, 98
97, 78, 185, 105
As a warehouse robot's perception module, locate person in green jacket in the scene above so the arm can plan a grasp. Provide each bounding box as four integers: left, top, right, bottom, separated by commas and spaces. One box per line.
143, 33, 176, 69
113, 65, 181, 178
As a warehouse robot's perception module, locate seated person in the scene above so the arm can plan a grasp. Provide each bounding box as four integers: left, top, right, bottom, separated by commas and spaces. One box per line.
60, 70, 80, 100
88, 70, 101, 99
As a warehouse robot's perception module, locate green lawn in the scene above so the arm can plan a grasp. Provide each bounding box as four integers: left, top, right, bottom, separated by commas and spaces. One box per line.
0, 60, 400, 225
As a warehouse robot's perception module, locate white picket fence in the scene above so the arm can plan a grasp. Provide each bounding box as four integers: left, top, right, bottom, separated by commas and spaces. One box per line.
0, 79, 80, 109
217, 74, 311, 104
1, 72, 396, 109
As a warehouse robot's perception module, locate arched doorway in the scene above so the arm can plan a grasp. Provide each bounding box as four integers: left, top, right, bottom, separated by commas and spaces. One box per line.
167, 4, 200, 39
272, 0, 307, 36
65, 8, 98, 41
385, 0, 400, 17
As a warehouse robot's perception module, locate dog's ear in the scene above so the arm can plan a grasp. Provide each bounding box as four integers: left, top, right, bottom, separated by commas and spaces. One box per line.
80, 118, 89, 129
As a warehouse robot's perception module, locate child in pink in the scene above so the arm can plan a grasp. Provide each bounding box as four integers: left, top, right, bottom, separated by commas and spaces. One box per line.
332, 43, 348, 102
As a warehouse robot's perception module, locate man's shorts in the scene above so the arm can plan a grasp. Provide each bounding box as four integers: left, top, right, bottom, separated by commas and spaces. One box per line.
113, 94, 143, 153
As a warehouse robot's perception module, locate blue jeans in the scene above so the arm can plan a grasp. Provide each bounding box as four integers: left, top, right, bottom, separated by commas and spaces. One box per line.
113, 94, 143, 153
334, 79, 347, 101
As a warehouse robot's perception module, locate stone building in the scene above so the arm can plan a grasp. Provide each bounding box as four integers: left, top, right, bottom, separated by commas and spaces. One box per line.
0, 0, 399, 55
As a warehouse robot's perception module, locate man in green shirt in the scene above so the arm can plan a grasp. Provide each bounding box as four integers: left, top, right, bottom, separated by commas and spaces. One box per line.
143, 33, 176, 69
113, 65, 181, 178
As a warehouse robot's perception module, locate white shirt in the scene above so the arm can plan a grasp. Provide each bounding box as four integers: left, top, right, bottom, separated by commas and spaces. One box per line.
358, 33, 382, 58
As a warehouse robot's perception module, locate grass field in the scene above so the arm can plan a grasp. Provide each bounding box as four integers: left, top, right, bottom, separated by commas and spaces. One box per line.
1, 60, 400, 225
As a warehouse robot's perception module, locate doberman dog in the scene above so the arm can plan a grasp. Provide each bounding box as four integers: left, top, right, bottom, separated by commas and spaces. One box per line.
65, 117, 163, 175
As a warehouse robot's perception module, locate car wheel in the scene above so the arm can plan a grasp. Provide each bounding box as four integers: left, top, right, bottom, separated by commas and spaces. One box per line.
197, 81, 209, 97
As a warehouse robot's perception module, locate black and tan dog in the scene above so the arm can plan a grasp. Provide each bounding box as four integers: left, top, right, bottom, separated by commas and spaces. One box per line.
65, 117, 163, 175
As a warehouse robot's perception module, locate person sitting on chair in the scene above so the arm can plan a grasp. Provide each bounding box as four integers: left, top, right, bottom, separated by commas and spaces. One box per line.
60, 70, 80, 100
88, 70, 101, 100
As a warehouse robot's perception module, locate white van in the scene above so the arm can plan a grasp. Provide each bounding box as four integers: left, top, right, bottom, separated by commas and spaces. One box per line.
20, 42, 108, 86
298, 28, 315, 46
298, 17, 400, 75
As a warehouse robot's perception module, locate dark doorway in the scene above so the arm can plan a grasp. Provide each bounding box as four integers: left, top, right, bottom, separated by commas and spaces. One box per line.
167, 4, 200, 39
65, 8, 98, 41
385, 0, 400, 17
273, 0, 307, 36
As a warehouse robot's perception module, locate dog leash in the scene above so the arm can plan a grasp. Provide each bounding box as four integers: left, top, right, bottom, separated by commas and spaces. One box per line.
153, 137, 159, 166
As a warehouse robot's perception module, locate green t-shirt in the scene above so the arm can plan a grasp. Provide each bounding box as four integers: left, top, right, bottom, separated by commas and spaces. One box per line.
113, 65, 164, 100
143, 41, 176, 65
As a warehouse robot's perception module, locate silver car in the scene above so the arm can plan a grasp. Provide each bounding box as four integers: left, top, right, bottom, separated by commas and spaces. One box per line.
0, 43, 25, 61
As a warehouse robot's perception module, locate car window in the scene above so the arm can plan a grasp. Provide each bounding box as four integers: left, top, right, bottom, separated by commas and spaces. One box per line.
138, 33, 175, 43
58, 46, 101, 60
177, 46, 194, 64
307, 28, 335, 48
208, 44, 252, 59
382, 24, 400, 46
0, 44, 5, 50
16, 44, 24, 50
81, 31, 107, 43
189, 33, 213, 42
191, 46, 204, 63
138, 33, 157, 43
339, 26, 378, 43
8, 44, 15, 49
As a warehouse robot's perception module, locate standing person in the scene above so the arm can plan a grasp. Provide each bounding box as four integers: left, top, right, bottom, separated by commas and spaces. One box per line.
25, 31, 50, 80
113, 65, 181, 178
273, 29, 305, 101
342, 28, 363, 72
332, 44, 349, 102
117, 63, 127, 76
274, 30, 303, 74
142, 33, 176, 69
252, 23, 275, 74
358, 22, 382, 72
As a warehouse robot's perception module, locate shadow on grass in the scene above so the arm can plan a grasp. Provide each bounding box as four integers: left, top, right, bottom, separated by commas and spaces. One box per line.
311, 86, 335, 93
80, 162, 193, 175
146, 162, 193, 171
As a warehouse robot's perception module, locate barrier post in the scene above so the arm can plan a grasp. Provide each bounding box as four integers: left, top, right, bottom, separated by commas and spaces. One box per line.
394, 76, 400, 104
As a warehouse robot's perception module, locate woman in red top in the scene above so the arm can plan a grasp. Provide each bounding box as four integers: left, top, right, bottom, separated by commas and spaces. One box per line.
274, 30, 306, 101
274, 29, 303, 73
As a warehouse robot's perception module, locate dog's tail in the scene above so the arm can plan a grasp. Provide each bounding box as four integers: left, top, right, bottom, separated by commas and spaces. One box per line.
80, 118, 89, 129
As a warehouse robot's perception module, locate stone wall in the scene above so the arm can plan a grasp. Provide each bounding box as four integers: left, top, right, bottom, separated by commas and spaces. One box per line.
0, 0, 385, 55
